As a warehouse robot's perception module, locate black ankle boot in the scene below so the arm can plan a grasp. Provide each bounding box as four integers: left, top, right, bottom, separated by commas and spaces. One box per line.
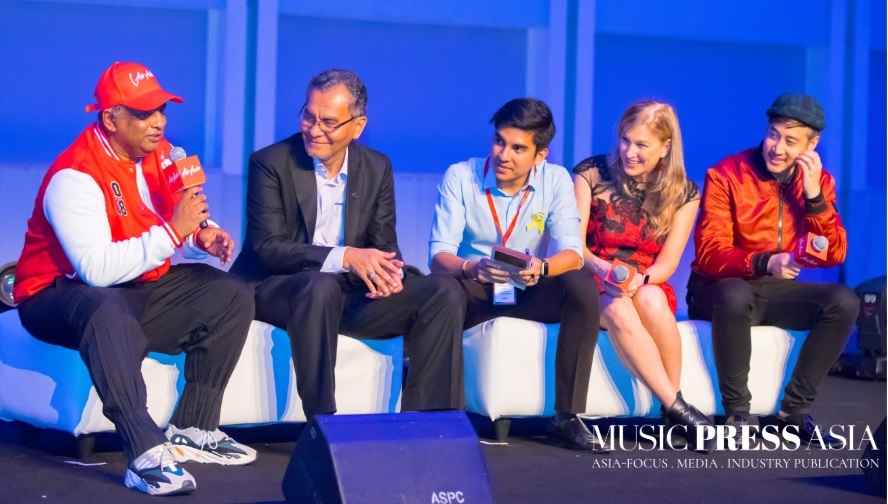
665, 393, 715, 453
660, 392, 687, 449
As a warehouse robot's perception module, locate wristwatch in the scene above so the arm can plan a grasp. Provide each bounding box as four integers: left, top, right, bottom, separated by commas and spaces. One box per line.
540, 259, 550, 277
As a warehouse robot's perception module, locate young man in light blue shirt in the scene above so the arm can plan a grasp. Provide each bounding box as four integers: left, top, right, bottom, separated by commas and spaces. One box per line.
429, 98, 607, 453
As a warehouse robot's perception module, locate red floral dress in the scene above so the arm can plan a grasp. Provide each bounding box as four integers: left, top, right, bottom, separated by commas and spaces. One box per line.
573, 155, 698, 314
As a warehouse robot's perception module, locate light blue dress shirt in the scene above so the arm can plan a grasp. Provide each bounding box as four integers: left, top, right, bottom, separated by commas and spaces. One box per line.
429, 157, 583, 265
313, 151, 348, 273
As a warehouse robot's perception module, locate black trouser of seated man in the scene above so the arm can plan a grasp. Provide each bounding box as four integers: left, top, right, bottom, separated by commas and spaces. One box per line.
253, 271, 466, 419
18, 264, 255, 463
687, 273, 859, 446
460, 269, 609, 453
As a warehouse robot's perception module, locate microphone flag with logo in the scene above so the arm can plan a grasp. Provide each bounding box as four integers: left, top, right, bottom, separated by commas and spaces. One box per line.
793, 232, 828, 267
605, 259, 638, 293
163, 146, 209, 229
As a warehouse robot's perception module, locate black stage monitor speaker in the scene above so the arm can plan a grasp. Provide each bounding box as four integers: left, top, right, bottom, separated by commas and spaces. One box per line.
833, 277, 888, 380
282, 411, 494, 504
854, 276, 886, 379
856, 276, 887, 355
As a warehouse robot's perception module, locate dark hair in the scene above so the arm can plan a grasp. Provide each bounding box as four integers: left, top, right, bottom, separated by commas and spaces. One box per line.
489, 98, 556, 152
306, 69, 368, 116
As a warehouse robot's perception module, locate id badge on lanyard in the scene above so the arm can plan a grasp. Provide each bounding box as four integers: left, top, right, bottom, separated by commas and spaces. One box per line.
484, 158, 532, 306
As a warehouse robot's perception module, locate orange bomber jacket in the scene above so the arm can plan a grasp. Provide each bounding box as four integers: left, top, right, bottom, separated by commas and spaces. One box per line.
691, 145, 847, 280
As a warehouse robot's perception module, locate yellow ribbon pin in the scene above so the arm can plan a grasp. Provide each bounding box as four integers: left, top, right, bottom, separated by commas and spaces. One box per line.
527, 212, 545, 233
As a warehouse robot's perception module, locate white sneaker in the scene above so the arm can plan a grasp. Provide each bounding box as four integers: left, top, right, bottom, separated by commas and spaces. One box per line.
124, 443, 196, 496
166, 425, 257, 465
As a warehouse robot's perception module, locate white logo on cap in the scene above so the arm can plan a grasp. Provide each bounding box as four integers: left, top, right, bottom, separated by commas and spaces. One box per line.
129, 70, 155, 87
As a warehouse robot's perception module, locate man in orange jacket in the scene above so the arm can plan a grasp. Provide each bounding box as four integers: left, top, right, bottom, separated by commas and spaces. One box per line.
687, 93, 859, 447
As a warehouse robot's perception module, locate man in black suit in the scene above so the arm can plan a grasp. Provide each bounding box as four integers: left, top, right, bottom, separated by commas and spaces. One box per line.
231, 69, 465, 419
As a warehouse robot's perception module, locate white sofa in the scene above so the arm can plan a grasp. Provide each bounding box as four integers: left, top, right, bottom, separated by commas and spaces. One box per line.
0, 310, 403, 454
0, 306, 808, 449
463, 318, 804, 439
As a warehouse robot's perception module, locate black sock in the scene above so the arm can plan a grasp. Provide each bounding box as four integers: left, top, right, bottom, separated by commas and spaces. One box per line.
553, 411, 576, 425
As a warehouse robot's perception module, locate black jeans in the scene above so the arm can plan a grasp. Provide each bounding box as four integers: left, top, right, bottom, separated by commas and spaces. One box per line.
687, 273, 859, 416
254, 272, 465, 419
460, 269, 601, 414
18, 264, 255, 463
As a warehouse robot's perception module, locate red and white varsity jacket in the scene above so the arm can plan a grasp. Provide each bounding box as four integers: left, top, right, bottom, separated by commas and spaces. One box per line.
14, 124, 207, 304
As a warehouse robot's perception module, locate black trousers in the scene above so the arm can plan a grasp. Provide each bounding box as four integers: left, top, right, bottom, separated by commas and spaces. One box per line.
460, 269, 601, 414
253, 272, 465, 418
687, 274, 859, 416
17, 264, 255, 463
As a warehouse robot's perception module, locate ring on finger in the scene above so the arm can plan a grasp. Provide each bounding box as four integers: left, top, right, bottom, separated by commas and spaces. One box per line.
368, 272, 376, 279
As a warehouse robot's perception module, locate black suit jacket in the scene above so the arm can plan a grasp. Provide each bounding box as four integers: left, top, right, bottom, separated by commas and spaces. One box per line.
230, 134, 402, 285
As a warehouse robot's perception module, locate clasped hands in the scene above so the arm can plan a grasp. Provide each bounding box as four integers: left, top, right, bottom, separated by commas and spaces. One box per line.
344, 247, 404, 299
468, 257, 543, 287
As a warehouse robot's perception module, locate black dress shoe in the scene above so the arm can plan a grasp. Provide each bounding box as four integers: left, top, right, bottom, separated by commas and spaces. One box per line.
546, 417, 611, 453
772, 413, 844, 449
664, 394, 715, 453
724, 414, 758, 448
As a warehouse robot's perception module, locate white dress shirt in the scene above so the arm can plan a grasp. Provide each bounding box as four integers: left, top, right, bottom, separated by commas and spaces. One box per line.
312, 151, 349, 273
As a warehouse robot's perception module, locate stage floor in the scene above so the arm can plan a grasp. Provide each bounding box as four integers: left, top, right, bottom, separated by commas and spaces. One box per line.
1, 374, 884, 503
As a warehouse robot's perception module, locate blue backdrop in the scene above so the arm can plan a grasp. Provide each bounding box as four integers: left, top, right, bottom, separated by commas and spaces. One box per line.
0, 0, 883, 292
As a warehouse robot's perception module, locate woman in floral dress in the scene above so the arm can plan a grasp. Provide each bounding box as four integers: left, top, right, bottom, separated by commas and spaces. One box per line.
573, 100, 712, 449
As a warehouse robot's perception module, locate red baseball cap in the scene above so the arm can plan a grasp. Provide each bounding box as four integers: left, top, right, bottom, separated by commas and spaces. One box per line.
85, 61, 184, 113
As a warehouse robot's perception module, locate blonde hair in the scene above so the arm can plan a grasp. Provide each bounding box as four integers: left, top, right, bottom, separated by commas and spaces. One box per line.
605, 100, 690, 238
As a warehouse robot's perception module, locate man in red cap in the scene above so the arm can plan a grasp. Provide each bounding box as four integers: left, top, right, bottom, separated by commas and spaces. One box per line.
14, 62, 256, 496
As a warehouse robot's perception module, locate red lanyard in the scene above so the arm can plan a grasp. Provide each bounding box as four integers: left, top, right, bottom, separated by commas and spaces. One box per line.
483, 158, 532, 247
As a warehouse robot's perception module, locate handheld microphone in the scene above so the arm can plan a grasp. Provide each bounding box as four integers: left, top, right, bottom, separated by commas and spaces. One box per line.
163, 146, 209, 229
792, 232, 828, 268
605, 259, 638, 293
